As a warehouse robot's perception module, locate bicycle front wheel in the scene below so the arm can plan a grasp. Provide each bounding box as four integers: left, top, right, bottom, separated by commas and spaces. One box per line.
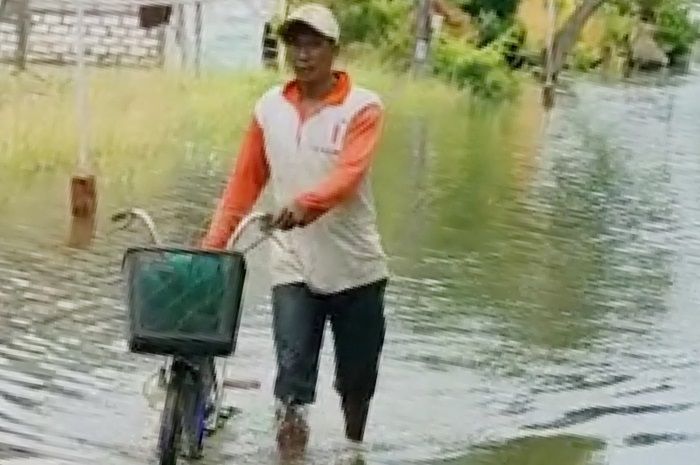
180, 357, 215, 459
158, 367, 185, 465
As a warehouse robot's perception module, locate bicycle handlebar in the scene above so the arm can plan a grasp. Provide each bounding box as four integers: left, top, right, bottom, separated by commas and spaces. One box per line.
225, 212, 273, 252
111, 208, 163, 245
110, 208, 277, 253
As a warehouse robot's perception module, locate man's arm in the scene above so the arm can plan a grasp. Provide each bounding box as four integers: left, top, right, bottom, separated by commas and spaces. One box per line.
292, 103, 384, 224
202, 118, 270, 249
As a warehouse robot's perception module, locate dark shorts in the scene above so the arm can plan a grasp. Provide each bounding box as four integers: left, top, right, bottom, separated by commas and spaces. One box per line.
271, 279, 387, 407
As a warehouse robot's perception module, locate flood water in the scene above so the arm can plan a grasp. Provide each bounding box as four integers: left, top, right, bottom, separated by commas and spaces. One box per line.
1, 65, 700, 465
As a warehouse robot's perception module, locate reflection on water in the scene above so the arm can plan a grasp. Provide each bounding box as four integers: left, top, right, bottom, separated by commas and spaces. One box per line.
431, 434, 606, 465
1, 68, 700, 465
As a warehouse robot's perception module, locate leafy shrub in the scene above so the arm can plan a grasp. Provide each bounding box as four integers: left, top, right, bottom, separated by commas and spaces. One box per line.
456, 0, 520, 20
327, 0, 411, 46
326, 0, 414, 68
433, 35, 519, 99
571, 43, 602, 70
654, 0, 699, 60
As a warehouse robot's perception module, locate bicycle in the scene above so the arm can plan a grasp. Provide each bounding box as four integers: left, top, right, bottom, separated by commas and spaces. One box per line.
111, 208, 276, 465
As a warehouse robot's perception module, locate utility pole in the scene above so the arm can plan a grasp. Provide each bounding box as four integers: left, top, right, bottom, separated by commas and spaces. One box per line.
411, 0, 433, 77
405, 0, 433, 282
175, 4, 188, 69
276, 0, 289, 73
0, 0, 8, 17
194, 1, 203, 76
14, 0, 31, 72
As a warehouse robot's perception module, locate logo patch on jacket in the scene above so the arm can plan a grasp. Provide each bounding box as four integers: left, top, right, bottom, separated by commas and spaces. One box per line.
312, 119, 347, 156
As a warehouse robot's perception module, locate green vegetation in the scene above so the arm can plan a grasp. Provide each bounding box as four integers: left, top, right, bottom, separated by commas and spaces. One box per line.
328, 0, 411, 48
597, 0, 698, 66
458, 0, 520, 21
304, 0, 698, 98
287, 0, 521, 97
0, 69, 275, 175
0, 64, 478, 177
654, 0, 699, 62
432, 33, 521, 98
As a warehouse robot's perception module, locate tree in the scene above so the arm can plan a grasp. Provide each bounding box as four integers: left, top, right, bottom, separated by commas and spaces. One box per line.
547, 0, 609, 80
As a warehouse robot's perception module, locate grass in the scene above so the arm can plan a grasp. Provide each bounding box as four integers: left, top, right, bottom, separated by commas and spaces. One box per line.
0, 62, 481, 178
1, 67, 276, 174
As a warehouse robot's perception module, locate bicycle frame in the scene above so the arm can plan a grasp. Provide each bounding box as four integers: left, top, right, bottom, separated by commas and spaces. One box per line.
112, 208, 275, 461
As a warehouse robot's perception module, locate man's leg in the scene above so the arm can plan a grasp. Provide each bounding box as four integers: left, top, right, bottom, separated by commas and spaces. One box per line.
271, 283, 326, 456
329, 280, 387, 443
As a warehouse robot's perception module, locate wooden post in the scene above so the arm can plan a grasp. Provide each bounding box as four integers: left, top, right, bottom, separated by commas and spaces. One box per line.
68, 0, 96, 248
14, 0, 30, 72
68, 174, 97, 248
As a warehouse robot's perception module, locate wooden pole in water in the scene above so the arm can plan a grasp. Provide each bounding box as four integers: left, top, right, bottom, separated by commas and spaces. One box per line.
68, 0, 97, 249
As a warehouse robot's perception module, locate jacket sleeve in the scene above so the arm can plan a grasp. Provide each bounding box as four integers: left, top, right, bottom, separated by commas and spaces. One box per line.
201, 118, 270, 249
294, 103, 384, 219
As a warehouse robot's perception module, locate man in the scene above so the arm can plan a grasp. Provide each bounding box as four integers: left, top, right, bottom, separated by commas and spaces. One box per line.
201, 2, 389, 460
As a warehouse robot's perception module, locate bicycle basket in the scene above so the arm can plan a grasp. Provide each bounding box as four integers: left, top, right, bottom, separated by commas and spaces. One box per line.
122, 247, 247, 356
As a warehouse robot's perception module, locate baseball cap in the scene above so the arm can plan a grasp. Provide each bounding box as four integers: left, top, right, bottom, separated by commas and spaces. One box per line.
278, 3, 341, 44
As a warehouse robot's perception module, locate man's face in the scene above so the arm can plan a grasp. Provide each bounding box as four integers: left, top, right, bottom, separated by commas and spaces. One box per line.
285, 22, 337, 83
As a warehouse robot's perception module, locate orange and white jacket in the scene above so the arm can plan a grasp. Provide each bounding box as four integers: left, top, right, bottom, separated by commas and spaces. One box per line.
202, 72, 388, 294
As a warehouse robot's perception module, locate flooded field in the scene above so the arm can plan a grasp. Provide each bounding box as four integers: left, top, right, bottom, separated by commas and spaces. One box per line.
1, 66, 700, 465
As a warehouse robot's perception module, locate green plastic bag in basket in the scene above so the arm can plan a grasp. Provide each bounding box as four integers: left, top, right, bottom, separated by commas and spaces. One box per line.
133, 252, 228, 336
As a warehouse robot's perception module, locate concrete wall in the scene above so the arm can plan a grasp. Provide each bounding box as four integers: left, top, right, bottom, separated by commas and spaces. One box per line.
199, 0, 274, 70
0, 0, 280, 71
0, 1, 166, 68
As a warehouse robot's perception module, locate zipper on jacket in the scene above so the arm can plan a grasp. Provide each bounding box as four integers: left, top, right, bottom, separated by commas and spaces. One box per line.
296, 119, 302, 148
294, 104, 324, 149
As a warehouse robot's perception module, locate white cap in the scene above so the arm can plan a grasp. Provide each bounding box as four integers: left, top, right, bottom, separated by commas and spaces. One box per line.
279, 3, 340, 43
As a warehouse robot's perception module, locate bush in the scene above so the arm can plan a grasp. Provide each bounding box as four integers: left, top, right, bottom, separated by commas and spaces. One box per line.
326, 0, 414, 69
600, 2, 635, 47
571, 43, 602, 70
327, 0, 411, 46
654, 0, 699, 61
475, 10, 512, 46
433, 35, 519, 99
456, 0, 520, 20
